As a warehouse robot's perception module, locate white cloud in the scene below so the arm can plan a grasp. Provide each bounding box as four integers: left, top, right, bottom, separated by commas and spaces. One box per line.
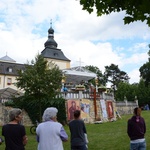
0, 0, 150, 84
125, 53, 148, 65
128, 69, 140, 84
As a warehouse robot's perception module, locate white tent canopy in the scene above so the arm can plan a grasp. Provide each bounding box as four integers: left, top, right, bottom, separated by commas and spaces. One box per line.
62, 66, 97, 84
0, 87, 23, 99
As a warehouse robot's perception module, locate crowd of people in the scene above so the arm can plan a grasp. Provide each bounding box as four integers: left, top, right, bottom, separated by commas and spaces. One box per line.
0, 107, 88, 150
0, 107, 147, 150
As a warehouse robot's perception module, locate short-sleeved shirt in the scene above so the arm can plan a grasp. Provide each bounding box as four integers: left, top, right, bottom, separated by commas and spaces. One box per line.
2, 124, 26, 150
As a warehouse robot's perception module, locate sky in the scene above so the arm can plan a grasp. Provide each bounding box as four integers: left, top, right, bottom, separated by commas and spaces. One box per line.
0, 0, 150, 85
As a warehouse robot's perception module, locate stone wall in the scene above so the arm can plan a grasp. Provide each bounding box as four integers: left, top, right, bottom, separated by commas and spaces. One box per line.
0, 99, 138, 126
115, 100, 138, 115
0, 103, 33, 126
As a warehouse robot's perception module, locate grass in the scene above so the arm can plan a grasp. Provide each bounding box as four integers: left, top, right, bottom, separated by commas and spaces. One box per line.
0, 111, 150, 150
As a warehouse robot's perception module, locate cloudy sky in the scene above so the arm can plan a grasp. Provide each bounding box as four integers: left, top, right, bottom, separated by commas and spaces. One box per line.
0, 0, 150, 85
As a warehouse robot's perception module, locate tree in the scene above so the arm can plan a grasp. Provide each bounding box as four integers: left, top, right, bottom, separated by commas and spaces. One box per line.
137, 79, 150, 107
15, 54, 63, 122
79, 0, 150, 26
139, 49, 150, 86
104, 63, 130, 95
115, 82, 126, 101
140, 62, 150, 86
85, 65, 107, 86
115, 82, 137, 101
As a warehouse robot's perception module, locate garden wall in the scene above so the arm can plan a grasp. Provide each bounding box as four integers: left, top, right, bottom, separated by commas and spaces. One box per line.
0, 98, 138, 126
115, 100, 138, 115
0, 103, 32, 126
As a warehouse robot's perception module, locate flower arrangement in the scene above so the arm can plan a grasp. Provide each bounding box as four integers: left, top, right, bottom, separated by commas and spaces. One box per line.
75, 84, 85, 91
75, 84, 85, 88
98, 85, 106, 92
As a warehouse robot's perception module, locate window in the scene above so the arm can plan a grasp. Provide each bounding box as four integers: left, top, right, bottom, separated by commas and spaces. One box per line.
7, 67, 13, 72
54, 53, 58, 56
7, 78, 12, 85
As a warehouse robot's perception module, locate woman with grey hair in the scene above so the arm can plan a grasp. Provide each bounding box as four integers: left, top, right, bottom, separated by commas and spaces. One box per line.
36, 107, 68, 150
2, 108, 28, 150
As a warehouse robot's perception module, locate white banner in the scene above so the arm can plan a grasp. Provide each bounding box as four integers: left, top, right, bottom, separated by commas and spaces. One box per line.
100, 99, 108, 118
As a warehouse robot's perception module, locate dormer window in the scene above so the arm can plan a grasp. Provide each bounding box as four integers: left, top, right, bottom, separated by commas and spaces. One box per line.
7, 67, 13, 72
54, 53, 58, 57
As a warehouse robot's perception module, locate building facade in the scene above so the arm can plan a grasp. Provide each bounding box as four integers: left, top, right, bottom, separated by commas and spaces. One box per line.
0, 55, 25, 91
0, 25, 70, 94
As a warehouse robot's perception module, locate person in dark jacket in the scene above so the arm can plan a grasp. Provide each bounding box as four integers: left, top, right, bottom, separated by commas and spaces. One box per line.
127, 107, 146, 150
69, 110, 88, 150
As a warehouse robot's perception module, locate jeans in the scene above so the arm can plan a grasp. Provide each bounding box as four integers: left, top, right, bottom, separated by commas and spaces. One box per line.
71, 144, 87, 150
130, 140, 146, 150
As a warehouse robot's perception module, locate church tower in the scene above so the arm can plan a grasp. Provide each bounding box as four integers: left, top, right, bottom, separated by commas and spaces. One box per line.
41, 23, 70, 69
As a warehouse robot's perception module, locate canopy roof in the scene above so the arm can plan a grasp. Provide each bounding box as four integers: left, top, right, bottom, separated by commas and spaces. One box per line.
62, 66, 97, 84
0, 87, 23, 99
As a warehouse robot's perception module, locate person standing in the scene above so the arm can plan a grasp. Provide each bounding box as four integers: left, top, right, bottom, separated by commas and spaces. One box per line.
69, 110, 88, 150
36, 107, 68, 150
127, 107, 146, 150
2, 108, 28, 150
63, 85, 68, 96
63, 85, 68, 92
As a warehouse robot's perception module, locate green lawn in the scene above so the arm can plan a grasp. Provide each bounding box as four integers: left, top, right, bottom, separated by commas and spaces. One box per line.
0, 111, 150, 150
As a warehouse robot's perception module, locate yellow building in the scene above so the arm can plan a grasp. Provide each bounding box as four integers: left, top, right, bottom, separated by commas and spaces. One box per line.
0, 55, 25, 91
